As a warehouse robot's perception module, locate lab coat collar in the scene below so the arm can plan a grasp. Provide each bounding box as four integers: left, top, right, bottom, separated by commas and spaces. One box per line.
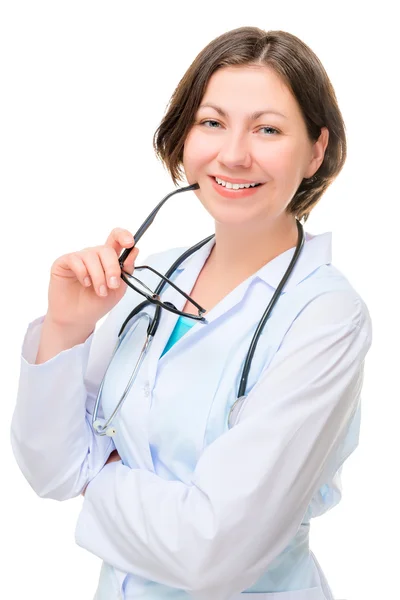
174, 230, 332, 293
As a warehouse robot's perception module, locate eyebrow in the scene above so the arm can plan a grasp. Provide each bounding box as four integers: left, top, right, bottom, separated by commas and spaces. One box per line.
198, 103, 288, 120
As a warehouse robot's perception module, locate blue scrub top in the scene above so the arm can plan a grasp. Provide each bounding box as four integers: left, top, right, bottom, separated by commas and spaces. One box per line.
160, 316, 196, 358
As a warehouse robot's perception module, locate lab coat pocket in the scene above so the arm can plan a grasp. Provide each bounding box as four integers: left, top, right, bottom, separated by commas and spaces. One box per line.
232, 586, 325, 599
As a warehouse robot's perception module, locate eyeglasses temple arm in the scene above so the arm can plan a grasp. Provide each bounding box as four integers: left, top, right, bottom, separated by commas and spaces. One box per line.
118, 183, 200, 267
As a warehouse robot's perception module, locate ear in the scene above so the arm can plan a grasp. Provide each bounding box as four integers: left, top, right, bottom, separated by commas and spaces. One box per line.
304, 127, 329, 178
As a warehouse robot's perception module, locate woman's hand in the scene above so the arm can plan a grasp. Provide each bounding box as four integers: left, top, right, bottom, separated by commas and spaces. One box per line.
45, 228, 139, 334
81, 450, 121, 496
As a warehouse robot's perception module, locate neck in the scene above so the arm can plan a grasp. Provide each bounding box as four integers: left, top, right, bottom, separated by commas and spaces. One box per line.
208, 214, 300, 281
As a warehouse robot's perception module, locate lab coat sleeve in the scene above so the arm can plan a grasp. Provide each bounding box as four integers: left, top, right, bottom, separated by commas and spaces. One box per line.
10, 249, 183, 500
74, 290, 372, 598
9, 254, 163, 500
9, 313, 117, 501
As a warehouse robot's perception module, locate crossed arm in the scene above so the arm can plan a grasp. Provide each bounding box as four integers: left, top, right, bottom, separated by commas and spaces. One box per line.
81, 449, 121, 496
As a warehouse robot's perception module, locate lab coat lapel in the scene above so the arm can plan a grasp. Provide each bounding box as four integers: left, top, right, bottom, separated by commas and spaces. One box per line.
155, 264, 255, 369
120, 242, 215, 473
129, 232, 300, 471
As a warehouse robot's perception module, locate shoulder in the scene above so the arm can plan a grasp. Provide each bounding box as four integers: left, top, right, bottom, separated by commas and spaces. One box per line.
291, 263, 372, 341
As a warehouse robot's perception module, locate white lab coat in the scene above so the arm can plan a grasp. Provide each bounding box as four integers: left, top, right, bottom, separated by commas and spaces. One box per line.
10, 231, 372, 600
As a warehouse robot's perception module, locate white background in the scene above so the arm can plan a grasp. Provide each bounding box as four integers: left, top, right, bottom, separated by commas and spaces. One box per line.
1, 1, 398, 599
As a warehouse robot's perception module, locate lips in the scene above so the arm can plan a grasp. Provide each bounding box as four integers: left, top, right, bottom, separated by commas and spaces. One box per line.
212, 174, 265, 184
210, 175, 263, 189
209, 175, 265, 199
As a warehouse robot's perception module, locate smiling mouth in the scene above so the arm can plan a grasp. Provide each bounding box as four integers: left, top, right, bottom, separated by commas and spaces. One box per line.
211, 176, 263, 189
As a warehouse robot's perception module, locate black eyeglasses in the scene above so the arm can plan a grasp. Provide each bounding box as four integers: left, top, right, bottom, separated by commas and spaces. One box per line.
118, 183, 207, 321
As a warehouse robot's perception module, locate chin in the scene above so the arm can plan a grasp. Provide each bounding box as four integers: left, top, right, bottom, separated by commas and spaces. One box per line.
209, 205, 262, 228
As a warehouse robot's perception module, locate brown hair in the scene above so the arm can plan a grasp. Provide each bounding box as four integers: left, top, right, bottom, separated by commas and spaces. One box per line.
153, 27, 347, 222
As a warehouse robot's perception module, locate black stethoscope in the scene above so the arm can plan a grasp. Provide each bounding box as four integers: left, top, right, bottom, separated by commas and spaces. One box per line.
92, 183, 305, 436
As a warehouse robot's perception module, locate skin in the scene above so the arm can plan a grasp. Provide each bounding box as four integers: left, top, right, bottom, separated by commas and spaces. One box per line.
182, 65, 329, 282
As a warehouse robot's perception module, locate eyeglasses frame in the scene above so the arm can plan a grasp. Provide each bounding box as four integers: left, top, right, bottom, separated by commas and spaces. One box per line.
118, 183, 206, 321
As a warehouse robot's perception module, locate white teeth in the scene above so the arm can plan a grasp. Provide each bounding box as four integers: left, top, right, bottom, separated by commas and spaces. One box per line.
215, 176, 260, 189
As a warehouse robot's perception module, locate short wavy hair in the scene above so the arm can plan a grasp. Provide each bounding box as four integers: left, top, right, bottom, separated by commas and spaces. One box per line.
153, 27, 347, 222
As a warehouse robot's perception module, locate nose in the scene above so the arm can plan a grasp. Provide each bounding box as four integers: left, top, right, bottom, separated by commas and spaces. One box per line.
217, 131, 252, 170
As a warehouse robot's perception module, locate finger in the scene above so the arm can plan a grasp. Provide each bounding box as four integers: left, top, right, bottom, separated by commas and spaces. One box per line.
121, 246, 139, 275
105, 227, 135, 253
97, 246, 126, 290
79, 250, 109, 297
65, 253, 92, 288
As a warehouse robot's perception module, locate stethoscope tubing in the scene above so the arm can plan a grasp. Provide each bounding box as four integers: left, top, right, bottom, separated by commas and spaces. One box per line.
237, 218, 304, 398
92, 182, 305, 435
93, 314, 153, 436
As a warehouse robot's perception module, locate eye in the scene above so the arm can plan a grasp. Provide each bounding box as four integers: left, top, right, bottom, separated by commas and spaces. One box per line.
199, 120, 280, 135
258, 126, 280, 135
200, 119, 280, 137
199, 120, 221, 128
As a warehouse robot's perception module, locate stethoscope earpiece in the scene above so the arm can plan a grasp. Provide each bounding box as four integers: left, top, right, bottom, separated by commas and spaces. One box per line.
93, 419, 116, 437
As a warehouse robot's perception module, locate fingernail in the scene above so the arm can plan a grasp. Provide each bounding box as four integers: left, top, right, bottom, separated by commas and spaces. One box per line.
83, 277, 91, 287
124, 236, 133, 244
99, 285, 108, 296
109, 276, 119, 288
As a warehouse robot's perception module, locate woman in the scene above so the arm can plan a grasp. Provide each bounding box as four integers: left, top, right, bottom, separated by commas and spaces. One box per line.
10, 26, 372, 600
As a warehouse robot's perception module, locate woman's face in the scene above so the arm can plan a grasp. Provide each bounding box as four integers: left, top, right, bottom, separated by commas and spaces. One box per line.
183, 65, 328, 228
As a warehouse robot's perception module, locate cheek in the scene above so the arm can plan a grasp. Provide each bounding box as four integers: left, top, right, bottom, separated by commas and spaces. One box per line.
183, 130, 216, 171
258, 142, 305, 179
